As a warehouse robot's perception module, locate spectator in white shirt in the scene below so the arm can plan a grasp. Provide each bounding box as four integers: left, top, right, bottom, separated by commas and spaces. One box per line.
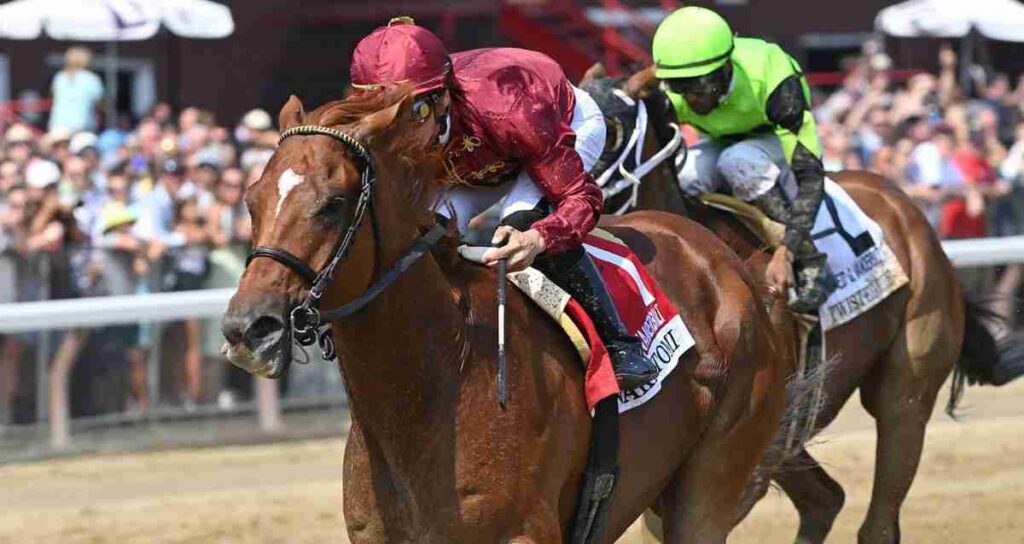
48, 47, 104, 133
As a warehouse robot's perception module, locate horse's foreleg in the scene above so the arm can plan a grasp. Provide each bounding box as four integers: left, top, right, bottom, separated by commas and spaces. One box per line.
775, 448, 846, 544
343, 421, 402, 544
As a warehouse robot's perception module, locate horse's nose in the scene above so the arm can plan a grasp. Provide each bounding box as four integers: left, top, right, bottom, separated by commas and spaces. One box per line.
244, 314, 286, 349
221, 312, 248, 347
221, 311, 285, 352
221, 308, 288, 377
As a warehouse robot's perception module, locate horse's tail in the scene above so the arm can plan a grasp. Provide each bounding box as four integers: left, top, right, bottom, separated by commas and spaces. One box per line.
754, 352, 837, 480
947, 296, 1024, 416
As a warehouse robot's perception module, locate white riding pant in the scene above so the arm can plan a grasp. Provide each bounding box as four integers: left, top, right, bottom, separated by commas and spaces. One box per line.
676, 132, 799, 201
435, 86, 607, 233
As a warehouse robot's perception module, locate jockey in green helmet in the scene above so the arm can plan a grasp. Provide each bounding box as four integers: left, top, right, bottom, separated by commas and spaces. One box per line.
652, 6, 835, 314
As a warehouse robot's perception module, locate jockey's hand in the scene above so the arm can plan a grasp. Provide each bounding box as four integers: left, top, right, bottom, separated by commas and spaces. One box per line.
483, 226, 546, 272
766, 245, 795, 298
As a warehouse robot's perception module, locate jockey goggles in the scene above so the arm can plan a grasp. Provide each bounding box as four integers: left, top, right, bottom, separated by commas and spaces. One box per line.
663, 62, 732, 99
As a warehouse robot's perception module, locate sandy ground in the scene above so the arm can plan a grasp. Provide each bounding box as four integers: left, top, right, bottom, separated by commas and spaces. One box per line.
2, 380, 1022, 544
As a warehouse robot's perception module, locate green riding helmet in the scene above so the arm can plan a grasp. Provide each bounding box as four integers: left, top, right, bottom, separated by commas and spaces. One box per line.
653, 6, 734, 80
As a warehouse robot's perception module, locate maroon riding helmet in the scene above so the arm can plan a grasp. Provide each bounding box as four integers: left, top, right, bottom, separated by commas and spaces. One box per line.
350, 17, 452, 95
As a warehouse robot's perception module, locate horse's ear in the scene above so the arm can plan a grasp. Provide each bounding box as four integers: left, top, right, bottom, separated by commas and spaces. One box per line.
278, 95, 306, 131
579, 63, 607, 86
625, 66, 657, 99
356, 94, 414, 144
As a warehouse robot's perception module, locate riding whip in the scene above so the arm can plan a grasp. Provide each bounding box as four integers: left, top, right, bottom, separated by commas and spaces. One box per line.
497, 256, 508, 409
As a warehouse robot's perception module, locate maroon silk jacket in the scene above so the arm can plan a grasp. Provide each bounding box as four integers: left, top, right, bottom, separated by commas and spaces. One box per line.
440, 48, 604, 254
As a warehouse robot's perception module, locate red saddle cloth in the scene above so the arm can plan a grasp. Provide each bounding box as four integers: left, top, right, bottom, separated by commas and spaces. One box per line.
570, 233, 692, 412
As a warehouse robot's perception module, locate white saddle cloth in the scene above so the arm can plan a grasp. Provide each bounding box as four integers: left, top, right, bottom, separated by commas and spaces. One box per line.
812, 179, 908, 331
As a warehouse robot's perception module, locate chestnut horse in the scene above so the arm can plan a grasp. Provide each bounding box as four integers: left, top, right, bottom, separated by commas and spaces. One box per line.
220, 87, 789, 542
582, 66, 1024, 544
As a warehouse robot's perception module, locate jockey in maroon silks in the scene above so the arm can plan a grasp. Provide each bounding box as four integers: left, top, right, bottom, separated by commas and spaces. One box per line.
350, 18, 658, 389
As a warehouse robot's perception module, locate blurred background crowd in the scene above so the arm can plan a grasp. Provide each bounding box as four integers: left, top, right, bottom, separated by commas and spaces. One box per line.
0, 47, 272, 424
814, 41, 1024, 240
4, 34, 1024, 425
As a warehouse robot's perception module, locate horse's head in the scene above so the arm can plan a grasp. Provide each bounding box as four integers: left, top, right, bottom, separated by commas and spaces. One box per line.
221, 87, 446, 377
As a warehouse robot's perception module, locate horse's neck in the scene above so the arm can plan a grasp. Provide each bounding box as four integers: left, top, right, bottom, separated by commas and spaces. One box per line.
636, 117, 689, 215
329, 239, 462, 454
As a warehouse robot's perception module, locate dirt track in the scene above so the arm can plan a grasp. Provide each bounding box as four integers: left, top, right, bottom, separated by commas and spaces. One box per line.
2, 380, 1022, 543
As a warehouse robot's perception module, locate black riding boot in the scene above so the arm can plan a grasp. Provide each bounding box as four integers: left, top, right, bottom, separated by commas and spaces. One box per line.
753, 186, 837, 314
789, 251, 836, 314
545, 253, 660, 390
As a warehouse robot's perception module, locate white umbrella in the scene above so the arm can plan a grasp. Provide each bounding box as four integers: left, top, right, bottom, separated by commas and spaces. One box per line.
0, 0, 234, 125
876, 0, 1024, 42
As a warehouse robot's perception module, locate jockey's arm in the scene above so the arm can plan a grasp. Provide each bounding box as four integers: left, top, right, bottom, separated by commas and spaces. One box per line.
502, 98, 604, 255
766, 75, 825, 252
523, 138, 604, 254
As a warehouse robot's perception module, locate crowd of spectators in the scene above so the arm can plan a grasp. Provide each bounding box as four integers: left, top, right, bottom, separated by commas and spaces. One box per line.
4, 41, 1024, 424
814, 42, 1024, 240
810, 40, 1024, 318
0, 48, 270, 423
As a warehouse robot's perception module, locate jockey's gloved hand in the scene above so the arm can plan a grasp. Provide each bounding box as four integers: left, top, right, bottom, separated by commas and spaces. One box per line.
765, 245, 795, 297
482, 226, 547, 272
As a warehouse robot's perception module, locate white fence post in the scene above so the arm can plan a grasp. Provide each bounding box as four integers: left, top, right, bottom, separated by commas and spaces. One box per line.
48, 330, 87, 450
256, 377, 283, 433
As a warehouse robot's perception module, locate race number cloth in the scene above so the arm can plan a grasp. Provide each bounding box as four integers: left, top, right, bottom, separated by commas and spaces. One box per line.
807, 179, 908, 330
701, 178, 908, 331
457, 230, 695, 413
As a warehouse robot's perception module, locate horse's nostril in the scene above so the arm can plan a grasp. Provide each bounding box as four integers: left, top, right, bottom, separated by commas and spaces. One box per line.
221, 314, 246, 346
245, 315, 285, 347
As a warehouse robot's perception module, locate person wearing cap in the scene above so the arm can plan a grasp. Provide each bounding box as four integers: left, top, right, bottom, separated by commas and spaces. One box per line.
350, 17, 658, 388
25, 158, 61, 193
23, 159, 63, 247
3, 124, 35, 167
652, 6, 834, 314
136, 157, 193, 245
238, 109, 277, 172
70, 132, 98, 157
41, 129, 73, 165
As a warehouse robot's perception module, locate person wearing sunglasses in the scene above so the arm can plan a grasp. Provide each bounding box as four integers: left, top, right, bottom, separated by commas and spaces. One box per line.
653, 6, 834, 314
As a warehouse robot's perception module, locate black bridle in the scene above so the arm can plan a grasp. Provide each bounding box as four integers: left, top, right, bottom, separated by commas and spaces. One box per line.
246, 124, 446, 364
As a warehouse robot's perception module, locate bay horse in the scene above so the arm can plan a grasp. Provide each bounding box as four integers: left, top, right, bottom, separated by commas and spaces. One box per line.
220, 86, 790, 542
581, 66, 1024, 544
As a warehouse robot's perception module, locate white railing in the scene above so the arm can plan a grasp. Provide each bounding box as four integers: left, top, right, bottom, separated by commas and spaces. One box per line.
0, 288, 280, 450
0, 235, 1019, 450
0, 288, 235, 333
937, 235, 1024, 267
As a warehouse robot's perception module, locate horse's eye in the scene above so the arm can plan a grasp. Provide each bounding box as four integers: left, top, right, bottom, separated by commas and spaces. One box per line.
320, 195, 347, 216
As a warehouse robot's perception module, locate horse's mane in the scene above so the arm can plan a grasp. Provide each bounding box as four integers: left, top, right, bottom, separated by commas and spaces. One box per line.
308, 85, 409, 127
301, 85, 448, 227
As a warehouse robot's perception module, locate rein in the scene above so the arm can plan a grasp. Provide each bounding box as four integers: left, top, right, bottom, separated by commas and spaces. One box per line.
246, 124, 447, 362
594, 90, 683, 215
